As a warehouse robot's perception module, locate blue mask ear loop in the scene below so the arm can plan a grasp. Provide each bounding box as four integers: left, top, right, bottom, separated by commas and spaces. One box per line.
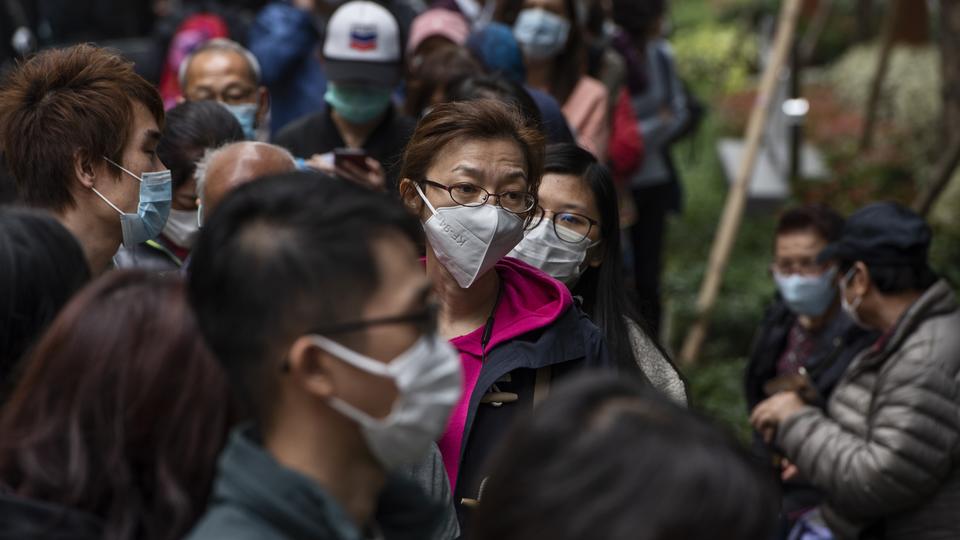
102, 156, 143, 183
90, 156, 137, 216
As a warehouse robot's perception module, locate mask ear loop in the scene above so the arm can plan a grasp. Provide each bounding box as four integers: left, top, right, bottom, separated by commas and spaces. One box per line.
102, 156, 143, 183
413, 182, 440, 216
90, 186, 124, 216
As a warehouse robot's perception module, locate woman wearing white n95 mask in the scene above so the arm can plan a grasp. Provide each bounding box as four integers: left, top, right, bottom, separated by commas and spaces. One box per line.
398, 100, 616, 531
509, 143, 686, 404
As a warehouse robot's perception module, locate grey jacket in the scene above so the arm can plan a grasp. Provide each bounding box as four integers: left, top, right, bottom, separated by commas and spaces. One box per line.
777, 280, 960, 540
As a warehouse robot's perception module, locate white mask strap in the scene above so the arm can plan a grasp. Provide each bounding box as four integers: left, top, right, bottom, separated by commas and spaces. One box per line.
413, 183, 440, 216
90, 186, 124, 215
103, 156, 142, 182
310, 334, 396, 377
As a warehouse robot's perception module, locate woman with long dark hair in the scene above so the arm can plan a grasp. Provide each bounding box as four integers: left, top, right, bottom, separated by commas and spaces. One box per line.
510, 143, 686, 403
0, 270, 232, 540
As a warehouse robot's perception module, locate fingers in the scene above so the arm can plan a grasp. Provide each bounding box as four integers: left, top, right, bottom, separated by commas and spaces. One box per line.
781, 463, 799, 482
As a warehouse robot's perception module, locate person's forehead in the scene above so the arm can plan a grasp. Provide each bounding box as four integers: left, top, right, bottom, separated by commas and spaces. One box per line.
775, 230, 827, 257
187, 49, 255, 85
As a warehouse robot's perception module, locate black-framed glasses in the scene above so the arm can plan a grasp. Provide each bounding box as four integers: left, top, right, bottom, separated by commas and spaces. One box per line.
420, 179, 536, 214
311, 304, 438, 337
531, 207, 598, 244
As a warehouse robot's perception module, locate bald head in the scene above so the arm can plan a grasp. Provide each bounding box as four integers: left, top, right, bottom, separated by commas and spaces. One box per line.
198, 142, 297, 216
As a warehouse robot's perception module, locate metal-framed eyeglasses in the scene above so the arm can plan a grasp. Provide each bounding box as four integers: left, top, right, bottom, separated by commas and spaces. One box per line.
420, 179, 536, 214
530, 206, 599, 244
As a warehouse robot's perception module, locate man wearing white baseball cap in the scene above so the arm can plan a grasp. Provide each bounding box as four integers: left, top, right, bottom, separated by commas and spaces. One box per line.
275, 1, 416, 193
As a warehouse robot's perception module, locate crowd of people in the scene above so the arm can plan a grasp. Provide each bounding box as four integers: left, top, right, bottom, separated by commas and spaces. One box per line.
0, 0, 958, 539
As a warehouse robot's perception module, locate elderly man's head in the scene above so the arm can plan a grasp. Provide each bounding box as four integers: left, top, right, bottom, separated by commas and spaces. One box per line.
179, 39, 268, 140
196, 142, 297, 221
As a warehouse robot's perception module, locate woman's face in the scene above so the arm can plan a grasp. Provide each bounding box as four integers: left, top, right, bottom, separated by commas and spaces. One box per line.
537, 172, 604, 266
411, 137, 530, 216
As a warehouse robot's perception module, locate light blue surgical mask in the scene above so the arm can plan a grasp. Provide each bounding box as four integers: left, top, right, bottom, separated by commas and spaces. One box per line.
220, 102, 258, 141
773, 266, 838, 317
94, 157, 172, 247
324, 83, 393, 124
513, 8, 570, 61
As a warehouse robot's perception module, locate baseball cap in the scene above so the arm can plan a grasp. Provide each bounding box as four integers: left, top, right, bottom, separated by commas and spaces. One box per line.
407, 9, 470, 57
323, 1, 401, 86
817, 202, 932, 266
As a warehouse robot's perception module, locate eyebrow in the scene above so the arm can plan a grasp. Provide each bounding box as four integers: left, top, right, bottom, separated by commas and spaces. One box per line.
451, 164, 528, 181
144, 129, 162, 144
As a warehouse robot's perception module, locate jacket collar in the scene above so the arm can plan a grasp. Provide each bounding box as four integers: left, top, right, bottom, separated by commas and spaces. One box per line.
875, 279, 956, 357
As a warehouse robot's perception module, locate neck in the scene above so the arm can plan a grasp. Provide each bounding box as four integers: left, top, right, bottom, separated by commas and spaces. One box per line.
525, 60, 552, 93
57, 206, 118, 276
265, 405, 385, 528
871, 291, 924, 333
426, 245, 500, 339
798, 297, 840, 331
331, 109, 385, 149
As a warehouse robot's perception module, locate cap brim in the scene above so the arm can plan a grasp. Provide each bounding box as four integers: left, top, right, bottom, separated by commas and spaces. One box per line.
324, 59, 400, 86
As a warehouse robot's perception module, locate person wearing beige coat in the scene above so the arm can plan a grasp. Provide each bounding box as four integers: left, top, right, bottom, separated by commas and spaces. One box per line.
751, 203, 960, 540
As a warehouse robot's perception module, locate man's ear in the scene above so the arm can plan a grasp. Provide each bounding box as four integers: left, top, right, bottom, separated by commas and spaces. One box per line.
851, 261, 872, 296
73, 149, 97, 190
398, 178, 423, 214
256, 87, 270, 127
286, 336, 336, 399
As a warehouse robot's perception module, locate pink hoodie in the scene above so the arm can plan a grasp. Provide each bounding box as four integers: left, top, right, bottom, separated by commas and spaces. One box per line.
437, 256, 573, 489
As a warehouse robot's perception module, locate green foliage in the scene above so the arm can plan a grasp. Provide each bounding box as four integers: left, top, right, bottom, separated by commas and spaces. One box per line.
686, 357, 751, 442
671, 22, 759, 96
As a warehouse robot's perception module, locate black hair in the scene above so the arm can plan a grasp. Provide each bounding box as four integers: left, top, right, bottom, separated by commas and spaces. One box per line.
545, 144, 672, 377
445, 73, 544, 134
612, 0, 667, 42
550, 0, 587, 104
0, 207, 90, 390
187, 172, 422, 417
472, 372, 778, 540
838, 260, 938, 295
775, 204, 845, 244
157, 100, 245, 191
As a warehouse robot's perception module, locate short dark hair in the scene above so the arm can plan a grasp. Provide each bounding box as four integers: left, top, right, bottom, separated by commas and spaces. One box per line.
445, 73, 544, 134
0, 207, 90, 385
405, 44, 482, 118
0, 270, 231, 540
0, 44, 164, 211
612, 0, 667, 42
775, 204, 845, 244
472, 372, 777, 540
157, 100, 245, 191
188, 172, 422, 416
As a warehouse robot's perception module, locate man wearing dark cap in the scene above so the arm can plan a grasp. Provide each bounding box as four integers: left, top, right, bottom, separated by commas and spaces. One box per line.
751, 202, 960, 540
274, 0, 415, 192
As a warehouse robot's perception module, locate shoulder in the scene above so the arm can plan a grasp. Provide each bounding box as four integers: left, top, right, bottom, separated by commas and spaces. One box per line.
275, 111, 329, 149
186, 505, 284, 540
624, 318, 688, 404
569, 76, 608, 105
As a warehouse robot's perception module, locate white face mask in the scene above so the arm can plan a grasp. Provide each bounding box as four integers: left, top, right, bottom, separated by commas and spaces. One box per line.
162, 208, 200, 248
310, 333, 462, 471
839, 267, 868, 328
513, 8, 571, 61
509, 218, 599, 286
415, 183, 525, 288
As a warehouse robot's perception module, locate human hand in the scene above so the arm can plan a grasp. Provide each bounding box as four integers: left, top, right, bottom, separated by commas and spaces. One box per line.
749, 391, 806, 444
336, 157, 386, 192
292, 0, 317, 11
304, 152, 335, 174
781, 459, 800, 482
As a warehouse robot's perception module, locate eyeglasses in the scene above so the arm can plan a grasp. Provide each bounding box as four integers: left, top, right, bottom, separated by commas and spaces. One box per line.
770, 259, 828, 277
311, 304, 438, 337
530, 207, 598, 244
420, 179, 536, 214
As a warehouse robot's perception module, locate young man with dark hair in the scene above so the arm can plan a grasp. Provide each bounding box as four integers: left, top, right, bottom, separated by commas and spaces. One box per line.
744, 204, 877, 537
0, 44, 171, 275
186, 172, 460, 539
752, 202, 960, 540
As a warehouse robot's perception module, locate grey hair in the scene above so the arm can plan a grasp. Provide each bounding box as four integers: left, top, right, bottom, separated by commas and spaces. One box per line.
195, 142, 296, 206
178, 38, 263, 89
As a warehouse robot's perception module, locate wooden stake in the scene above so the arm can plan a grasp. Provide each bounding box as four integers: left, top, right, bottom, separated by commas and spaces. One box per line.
859, 0, 898, 152
679, 0, 804, 367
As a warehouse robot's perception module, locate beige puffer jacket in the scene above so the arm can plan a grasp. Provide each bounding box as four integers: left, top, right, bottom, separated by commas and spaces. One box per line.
777, 279, 960, 540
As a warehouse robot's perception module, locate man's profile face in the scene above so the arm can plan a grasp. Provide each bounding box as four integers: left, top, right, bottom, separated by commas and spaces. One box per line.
182, 50, 260, 107
95, 101, 166, 216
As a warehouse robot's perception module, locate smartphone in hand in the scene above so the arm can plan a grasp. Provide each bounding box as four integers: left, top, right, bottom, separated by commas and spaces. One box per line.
333, 148, 370, 172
